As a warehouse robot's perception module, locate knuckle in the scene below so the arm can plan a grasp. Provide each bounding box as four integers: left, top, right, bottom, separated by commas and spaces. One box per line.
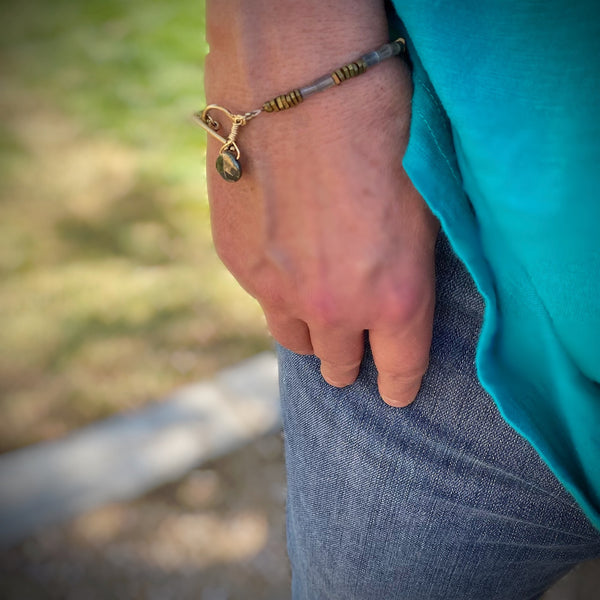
379, 282, 430, 326
259, 286, 286, 312
302, 289, 346, 329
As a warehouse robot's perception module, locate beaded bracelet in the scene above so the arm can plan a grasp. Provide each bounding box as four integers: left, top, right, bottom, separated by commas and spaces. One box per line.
194, 38, 407, 182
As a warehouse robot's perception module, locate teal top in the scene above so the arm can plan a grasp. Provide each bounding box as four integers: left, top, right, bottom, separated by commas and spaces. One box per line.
390, 1, 600, 529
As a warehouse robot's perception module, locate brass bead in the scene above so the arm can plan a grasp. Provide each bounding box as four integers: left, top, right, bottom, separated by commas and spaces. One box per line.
263, 89, 304, 113
331, 58, 370, 86
356, 59, 367, 74
289, 90, 301, 105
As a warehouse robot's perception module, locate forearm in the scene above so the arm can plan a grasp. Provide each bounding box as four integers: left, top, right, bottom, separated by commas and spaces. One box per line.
205, 0, 390, 108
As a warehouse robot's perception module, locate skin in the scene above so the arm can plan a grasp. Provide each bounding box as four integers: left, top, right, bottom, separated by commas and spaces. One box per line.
205, 0, 439, 407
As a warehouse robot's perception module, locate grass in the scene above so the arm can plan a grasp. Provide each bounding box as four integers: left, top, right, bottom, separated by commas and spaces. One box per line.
0, 0, 271, 452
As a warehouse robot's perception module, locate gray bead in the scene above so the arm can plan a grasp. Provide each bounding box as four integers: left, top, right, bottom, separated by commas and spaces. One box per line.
300, 75, 335, 98
216, 151, 242, 182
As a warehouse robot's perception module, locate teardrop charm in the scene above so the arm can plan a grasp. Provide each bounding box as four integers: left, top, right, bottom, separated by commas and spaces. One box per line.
216, 150, 242, 182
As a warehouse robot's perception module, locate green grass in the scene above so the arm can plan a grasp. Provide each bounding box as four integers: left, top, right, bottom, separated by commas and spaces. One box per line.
0, 0, 270, 451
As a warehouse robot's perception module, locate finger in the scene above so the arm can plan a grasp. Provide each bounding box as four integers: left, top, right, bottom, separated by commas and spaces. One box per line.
369, 302, 434, 407
264, 312, 314, 355
309, 327, 365, 388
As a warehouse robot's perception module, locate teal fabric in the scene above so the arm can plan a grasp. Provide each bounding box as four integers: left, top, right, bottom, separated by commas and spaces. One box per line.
390, 1, 600, 529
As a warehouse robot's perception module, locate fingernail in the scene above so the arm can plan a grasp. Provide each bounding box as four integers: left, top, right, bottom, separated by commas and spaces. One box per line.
321, 366, 359, 388
379, 375, 422, 407
322, 374, 353, 388
382, 395, 413, 408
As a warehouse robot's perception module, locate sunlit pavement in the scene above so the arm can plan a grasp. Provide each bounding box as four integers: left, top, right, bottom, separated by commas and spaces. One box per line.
0, 353, 280, 547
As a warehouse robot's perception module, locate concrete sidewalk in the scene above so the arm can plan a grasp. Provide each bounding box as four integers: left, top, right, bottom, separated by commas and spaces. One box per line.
0, 352, 280, 547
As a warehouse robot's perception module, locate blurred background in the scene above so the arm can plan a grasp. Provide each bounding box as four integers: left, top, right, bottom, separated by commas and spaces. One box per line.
0, 0, 289, 598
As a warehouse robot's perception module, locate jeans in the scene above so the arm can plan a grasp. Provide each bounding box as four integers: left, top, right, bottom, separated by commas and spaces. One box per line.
278, 234, 600, 600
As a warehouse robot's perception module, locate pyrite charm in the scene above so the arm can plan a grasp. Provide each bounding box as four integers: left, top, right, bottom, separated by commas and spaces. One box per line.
216, 150, 242, 182
193, 105, 262, 184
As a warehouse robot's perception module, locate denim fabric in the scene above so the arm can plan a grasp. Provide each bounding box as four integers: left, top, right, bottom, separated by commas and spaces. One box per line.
278, 235, 600, 600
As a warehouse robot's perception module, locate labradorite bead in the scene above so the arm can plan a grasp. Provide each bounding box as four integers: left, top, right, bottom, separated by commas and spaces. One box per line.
216, 151, 242, 182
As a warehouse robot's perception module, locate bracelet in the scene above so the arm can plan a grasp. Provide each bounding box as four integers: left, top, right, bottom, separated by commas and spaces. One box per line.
194, 37, 407, 183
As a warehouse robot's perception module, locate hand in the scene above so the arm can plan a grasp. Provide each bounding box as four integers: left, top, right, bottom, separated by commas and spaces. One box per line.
205, 2, 439, 407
